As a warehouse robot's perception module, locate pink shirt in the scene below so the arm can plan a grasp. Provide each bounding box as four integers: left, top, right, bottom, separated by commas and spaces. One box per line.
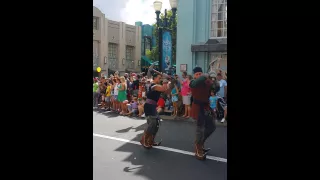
181, 79, 190, 96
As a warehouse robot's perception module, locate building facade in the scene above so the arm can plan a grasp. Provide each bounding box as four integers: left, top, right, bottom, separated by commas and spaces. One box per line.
176, 0, 227, 76
93, 6, 142, 77
135, 21, 158, 72
135, 21, 157, 55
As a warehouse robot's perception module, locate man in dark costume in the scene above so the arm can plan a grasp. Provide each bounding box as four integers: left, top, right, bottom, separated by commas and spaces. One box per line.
140, 73, 174, 149
190, 67, 217, 160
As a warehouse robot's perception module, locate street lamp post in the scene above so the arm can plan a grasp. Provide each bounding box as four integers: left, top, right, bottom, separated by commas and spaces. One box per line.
153, 0, 177, 73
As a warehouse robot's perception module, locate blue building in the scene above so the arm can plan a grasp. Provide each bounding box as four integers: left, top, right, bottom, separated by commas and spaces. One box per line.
135, 21, 158, 71
176, 0, 227, 76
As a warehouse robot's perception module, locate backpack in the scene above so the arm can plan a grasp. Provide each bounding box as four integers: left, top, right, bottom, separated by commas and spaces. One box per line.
216, 97, 226, 120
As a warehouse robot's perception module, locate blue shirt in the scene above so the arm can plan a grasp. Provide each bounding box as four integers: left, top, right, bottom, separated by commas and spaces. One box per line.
209, 96, 218, 109
217, 79, 227, 98
171, 88, 177, 96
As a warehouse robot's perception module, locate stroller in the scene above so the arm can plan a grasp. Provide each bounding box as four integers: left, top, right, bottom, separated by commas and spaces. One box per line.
216, 95, 227, 121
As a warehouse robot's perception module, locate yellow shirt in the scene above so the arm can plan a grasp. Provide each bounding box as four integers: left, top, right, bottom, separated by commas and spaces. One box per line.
105, 85, 111, 96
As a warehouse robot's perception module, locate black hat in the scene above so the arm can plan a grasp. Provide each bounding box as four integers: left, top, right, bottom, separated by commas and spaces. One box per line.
193, 67, 203, 74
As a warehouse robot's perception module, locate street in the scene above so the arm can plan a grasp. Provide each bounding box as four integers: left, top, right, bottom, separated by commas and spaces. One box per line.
93, 109, 227, 180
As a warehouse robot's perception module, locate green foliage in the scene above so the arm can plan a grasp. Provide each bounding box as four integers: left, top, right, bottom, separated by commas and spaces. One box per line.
145, 48, 158, 61
152, 10, 177, 65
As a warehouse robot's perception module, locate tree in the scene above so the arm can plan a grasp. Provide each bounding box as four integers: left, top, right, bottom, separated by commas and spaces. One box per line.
152, 10, 177, 65
145, 48, 157, 61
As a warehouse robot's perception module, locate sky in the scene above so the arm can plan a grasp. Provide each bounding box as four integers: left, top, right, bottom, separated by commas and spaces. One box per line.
93, 0, 171, 25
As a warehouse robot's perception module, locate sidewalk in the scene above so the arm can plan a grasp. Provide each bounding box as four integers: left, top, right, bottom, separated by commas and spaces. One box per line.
93, 108, 227, 127
159, 115, 227, 127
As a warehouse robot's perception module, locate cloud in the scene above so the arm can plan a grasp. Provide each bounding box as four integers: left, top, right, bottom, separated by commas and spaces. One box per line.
93, 0, 129, 22
94, 0, 171, 25
121, 0, 170, 25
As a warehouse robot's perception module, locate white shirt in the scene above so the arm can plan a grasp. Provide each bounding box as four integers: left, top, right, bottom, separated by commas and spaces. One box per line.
114, 83, 119, 95
217, 79, 227, 98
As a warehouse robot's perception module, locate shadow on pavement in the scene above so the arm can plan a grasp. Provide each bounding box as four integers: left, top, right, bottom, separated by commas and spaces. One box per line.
114, 121, 227, 159
93, 108, 146, 120
112, 123, 227, 180
116, 126, 133, 133
93, 114, 227, 180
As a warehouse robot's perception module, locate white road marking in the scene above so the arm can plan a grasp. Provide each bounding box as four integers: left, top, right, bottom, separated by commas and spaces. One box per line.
93, 133, 227, 163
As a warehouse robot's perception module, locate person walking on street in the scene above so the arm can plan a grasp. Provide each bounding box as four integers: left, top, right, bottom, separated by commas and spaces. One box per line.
190, 67, 216, 160
140, 73, 173, 149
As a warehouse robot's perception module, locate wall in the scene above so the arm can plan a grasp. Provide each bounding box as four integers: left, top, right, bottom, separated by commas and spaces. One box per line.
93, 6, 141, 76
176, 0, 212, 76
93, 6, 107, 76
135, 22, 156, 57
114, 22, 141, 74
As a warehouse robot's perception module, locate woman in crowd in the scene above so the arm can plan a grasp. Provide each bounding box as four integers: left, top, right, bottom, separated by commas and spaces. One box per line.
180, 72, 192, 118
171, 81, 179, 116
113, 78, 120, 112
117, 76, 128, 115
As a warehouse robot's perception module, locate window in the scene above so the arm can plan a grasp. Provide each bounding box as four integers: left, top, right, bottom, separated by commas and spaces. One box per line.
126, 46, 134, 69
145, 38, 151, 51
211, 0, 227, 38
93, 16, 99, 30
93, 41, 99, 68
108, 43, 117, 69
142, 37, 151, 55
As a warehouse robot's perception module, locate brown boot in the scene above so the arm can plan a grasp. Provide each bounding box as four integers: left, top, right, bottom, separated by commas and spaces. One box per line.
140, 131, 152, 149
147, 135, 154, 147
195, 143, 206, 160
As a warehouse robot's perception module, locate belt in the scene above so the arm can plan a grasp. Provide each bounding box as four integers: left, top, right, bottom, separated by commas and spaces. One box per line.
146, 99, 157, 105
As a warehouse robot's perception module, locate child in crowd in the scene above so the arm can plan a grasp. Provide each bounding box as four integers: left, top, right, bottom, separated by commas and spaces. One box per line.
171, 83, 179, 116
125, 97, 138, 116
104, 81, 112, 111
138, 96, 146, 117
157, 94, 165, 114
209, 90, 218, 117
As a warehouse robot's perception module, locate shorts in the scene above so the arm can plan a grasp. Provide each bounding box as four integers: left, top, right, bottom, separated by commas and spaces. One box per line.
156, 107, 164, 113
132, 109, 139, 114
172, 96, 178, 102
113, 95, 118, 101
182, 95, 191, 105
105, 96, 110, 102
127, 104, 139, 114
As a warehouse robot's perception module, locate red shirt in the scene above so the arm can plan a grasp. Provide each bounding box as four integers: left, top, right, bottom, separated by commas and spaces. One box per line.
157, 98, 165, 108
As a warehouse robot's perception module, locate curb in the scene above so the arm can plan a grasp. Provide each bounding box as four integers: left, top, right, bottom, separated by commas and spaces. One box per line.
159, 115, 227, 127
93, 108, 227, 127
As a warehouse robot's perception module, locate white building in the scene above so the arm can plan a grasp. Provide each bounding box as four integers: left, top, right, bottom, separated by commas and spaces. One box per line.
93, 6, 142, 77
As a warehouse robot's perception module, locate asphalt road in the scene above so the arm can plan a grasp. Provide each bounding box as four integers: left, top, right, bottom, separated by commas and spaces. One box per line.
93, 109, 227, 180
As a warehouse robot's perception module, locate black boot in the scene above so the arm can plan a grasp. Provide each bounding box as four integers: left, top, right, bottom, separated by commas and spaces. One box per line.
202, 146, 211, 153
